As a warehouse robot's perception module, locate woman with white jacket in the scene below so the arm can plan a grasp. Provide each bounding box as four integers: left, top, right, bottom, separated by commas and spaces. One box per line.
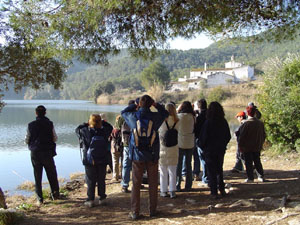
176, 101, 195, 192
159, 103, 180, 199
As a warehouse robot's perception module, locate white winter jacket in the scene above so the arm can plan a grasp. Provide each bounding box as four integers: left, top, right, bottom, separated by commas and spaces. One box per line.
177, 113, 195, 149
159, 116, 179, 166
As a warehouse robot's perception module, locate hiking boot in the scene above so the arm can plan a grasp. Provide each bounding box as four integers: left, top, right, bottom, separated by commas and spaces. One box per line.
128, 212, 139, 220
176, 187, 181, 192
160, 192, 168, 197
244, 178, 254, 183
150, 210, 158, 217
99, 197, 107, 206
210, 194, 219, 200
257, 177, 265, 182
121, 187, 130, 193
50, 193, 61, 201
182, 188, 192, 192
219, 189, 226, 197
36, 200, 43, 207
170, 191, 176, 199
84, 200, 94, 208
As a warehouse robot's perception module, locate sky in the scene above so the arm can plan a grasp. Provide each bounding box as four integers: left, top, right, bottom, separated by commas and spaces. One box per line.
169, 33, 214, 50
0, 31, 214, 51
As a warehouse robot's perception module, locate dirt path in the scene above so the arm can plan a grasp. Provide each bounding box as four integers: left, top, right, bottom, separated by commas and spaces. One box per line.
7, 146, 300, 225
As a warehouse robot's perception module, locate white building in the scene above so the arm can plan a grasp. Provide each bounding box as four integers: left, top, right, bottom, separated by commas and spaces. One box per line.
173, 56, 255, 90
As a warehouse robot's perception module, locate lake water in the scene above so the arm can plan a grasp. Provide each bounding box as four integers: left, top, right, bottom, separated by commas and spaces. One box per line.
0, 100, 123, 195
0, 100, 241, 195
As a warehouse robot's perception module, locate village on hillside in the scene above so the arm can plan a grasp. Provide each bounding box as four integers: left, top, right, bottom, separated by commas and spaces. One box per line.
170, 56, 255, 91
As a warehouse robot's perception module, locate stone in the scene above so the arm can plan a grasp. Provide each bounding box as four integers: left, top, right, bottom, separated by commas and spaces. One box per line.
288, 201, 300, 211
288, 218, 300, 225
215, 203, 225, 208
0, 188, 7, 209
166, 203, 174, 207
229, 200, 256, 208
185, 198, 197, 204
259, 197, 281, 208
171, 208, 186, 214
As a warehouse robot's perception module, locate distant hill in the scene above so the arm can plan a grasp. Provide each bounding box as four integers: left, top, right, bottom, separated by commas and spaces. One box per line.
4, 34, 300, 100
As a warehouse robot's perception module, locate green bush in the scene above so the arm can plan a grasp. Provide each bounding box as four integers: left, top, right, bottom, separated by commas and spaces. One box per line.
257, 55, 300, 152
207, 86, 231, 103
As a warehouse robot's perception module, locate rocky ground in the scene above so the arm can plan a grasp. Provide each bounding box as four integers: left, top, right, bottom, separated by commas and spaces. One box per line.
5, 146, 300, 225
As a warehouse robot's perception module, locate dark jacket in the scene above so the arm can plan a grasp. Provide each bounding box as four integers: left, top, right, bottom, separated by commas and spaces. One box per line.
28, 116, 56, 158
194, 109, 207, 139
198, 118, 231, 155
75, 121, 113, 165
121, 103, 169, 161
238, 117, 266, 153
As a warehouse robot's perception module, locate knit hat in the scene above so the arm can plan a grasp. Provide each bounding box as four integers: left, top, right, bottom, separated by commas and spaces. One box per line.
235, 111, 246, 118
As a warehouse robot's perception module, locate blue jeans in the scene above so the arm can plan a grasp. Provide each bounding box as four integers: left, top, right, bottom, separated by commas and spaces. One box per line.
198, 147, 209, 183
193, 147, 201, 176
121, 146, 132, 188
176, 148, 194, 190
233, 145, 244, 171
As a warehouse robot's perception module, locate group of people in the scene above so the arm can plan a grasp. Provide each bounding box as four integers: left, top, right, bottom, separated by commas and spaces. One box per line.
25, 96, 266, 220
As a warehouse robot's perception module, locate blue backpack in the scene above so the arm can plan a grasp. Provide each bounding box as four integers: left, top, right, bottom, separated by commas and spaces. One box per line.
133, 112, 156, 152
87, 130, 108, 165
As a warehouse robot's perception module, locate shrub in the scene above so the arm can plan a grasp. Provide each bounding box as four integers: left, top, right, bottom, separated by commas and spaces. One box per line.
207, 86, 231, 103
257, 54, 300, 152
146, 84, 164, 102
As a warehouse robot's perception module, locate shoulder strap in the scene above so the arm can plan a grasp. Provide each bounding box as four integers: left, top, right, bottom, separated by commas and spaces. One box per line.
171, 121, 177, 129
165, 121, 170, 130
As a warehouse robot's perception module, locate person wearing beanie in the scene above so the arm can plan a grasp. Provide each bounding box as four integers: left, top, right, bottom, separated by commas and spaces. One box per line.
247, 102, 262, 119
238, 106, 266, 183
231, 111, 247, 173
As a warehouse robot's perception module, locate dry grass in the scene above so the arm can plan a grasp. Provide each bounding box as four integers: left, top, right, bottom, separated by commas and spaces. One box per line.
16, 181, 35, 191
96, 91, 141, 105
146, 85, 164, 102
69, 172, 85, 180
96, 94, 112, 104
95, 81, 261, 107
222, 95, 251, 108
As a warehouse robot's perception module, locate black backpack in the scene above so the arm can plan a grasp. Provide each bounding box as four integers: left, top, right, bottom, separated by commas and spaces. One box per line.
87, 129, 108, 165
162, 121, 178, 147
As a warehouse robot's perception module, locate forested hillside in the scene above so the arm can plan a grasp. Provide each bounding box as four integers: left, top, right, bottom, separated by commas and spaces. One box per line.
4, 35, 300, 100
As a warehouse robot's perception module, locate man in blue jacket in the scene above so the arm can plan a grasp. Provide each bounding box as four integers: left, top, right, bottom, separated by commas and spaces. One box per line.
121, 95, 168, 220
